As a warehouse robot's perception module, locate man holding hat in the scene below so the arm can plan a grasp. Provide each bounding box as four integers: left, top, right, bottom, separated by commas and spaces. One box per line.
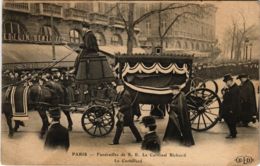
237, 74, 258, 127
140, 116, 161, 152
44, 108, 70, 151
220, 74, 241, 139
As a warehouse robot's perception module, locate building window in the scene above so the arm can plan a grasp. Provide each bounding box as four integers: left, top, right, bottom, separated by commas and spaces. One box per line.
95, 32, 106, 46
111, 34, 123, 46
161, 20, 167, 33
69, 29, 81, 43
38, 25, 60, 42
196, 43, 200, 50
145, 4, 150, 12
3, 22, 28, 41
184, 42, 188, 49
146, 21, 151, 35
176, 41, 181, 49
191, 42, 194, 50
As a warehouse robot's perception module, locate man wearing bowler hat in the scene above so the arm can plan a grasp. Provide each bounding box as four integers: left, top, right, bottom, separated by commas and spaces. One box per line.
140, 116, 161, 152
44, 108, 70, 151
237, 74, 258, 127
220, 74, 241, 139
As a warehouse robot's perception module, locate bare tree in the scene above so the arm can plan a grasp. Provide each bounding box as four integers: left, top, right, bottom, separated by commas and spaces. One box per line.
222, 13, 256, 61
113, 3, 207, 54
157, 3, 206, 50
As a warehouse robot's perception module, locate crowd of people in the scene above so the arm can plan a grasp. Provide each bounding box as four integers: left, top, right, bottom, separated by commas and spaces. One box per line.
194, 61, 259, 80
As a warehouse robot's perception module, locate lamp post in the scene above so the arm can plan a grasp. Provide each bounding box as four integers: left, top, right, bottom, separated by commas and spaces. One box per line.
244, 38, 249, 61
51, 5, 56, 61
249, 43, 253, 61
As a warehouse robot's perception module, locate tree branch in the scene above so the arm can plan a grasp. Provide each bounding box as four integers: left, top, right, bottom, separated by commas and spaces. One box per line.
116, 4, 129, 33
133, 3, 200, 26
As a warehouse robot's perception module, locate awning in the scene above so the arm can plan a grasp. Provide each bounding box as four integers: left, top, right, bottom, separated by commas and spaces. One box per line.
2, 43, 78, 70
99, 46, 146, 56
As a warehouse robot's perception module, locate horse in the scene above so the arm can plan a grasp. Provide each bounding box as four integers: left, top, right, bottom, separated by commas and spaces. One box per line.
2, 81, 73, 138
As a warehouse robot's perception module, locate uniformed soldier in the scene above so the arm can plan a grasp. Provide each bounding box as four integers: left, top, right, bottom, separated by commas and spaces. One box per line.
140, 116, 161, 153
111, 87, 142, 145
220, 74, 241, 139
237, 74, 258, 126
44, 108, 70, 151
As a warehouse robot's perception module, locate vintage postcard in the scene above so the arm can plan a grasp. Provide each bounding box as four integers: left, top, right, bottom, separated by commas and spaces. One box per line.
1, 0, 259, 165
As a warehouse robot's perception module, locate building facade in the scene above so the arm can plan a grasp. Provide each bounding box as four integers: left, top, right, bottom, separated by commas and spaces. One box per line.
136, 3, 217, 54
2, 2, 140, 49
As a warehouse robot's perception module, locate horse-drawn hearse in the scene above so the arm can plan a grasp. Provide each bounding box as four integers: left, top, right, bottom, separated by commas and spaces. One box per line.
2, 53, 221, 138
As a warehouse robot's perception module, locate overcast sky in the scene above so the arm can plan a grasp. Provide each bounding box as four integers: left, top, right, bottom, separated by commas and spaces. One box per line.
213, 1, 260, 42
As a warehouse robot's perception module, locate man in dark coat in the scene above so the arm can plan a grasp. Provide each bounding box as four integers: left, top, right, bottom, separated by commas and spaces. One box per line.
237, 74, 258, 126
140, 116, 161, 152
163, 85, 195, 146
74, 22, 99, 75
111, 87, 142, 145
45, 108, 70, 151
220, 74, 241, 139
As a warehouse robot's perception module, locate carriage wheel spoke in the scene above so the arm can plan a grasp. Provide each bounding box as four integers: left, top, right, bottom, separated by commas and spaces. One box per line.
187, 97, 198, 107
98, 126, 103, 135
93, 126, 97, 134
206, 107, 219, 110
87, 125, 95, 131
187, 104, 197, 109
190, 112, 198, 121
101, 125, 108, 133
204, 98, 217, 106
201, 114, 207, 128
197, 115, 201, 129
190, 113, 199, 123
203, 112, 214, 123
205, 110, 218, 116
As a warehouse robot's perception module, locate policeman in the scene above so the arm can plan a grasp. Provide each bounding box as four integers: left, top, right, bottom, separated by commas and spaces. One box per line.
237, 74, 258, 126
111, 87, 142, 145
221, 74, 241, 139
44, 108, 70, 151
140, 116, 161, 153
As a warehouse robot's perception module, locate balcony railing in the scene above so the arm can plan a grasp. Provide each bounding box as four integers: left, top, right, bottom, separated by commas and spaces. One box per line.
39, 3, 63, 18
3, 3, 30, 13
89, 12, 109, 25
109, 16, 125, 28
3, 33, 61, 43
65, 8, 89, 22
3, 33, 30, 41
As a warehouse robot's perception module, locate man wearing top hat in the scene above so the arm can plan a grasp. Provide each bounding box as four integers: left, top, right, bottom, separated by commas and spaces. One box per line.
237, 74, 258, 127
73, 22, 99, 76
44, 108, 70, 151
220, 74, 241, 139
140, 116, 161, 152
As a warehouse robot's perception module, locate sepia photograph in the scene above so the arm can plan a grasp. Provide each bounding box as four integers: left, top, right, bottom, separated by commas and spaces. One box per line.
1, 1, 259, 165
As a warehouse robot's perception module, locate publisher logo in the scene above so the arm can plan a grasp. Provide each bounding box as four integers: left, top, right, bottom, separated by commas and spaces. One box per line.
235, 156, 254, 165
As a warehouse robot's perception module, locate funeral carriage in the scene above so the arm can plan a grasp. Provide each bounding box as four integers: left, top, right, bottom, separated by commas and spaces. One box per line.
3, 53, 221, 138
114, 54, 221, 132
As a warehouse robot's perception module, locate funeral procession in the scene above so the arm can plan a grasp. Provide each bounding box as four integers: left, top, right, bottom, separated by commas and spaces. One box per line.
1, 1, 259, 165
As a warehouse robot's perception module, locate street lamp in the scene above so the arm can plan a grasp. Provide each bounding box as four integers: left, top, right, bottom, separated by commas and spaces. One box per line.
249, 43, 253, 61
244, 38, 249, 61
